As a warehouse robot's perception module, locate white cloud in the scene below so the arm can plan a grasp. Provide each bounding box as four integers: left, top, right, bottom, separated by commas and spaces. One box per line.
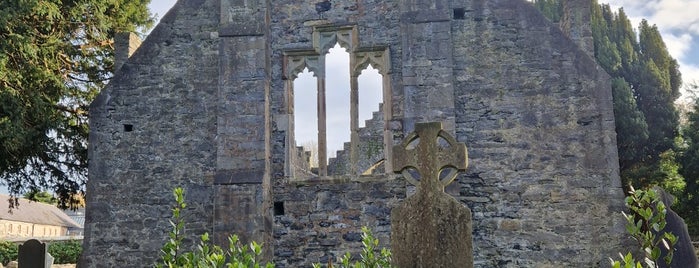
680, 63, 699, 92
662, 32, 693, 60
647, 0, 699, 36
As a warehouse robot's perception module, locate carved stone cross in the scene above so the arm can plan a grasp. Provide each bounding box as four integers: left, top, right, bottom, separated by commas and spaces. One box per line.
391, 122, 473, 267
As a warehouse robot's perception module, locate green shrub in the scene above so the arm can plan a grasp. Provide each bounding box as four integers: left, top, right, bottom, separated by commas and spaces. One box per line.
610, 187, 678, 268
48, 240, 82, 264
0, 240, 18, 265
313, 226, 393, 268
158, 187, 392, 268
156, 187, 274, 268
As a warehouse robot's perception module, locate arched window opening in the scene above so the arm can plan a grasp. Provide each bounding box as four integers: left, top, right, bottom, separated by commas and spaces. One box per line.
325, 44, 351, 160
293, 68, 319, 169
358, 65, 383, 128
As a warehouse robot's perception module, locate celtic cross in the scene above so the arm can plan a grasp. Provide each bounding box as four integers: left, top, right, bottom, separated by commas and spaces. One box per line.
393, 122, 468, 192
390, 122, 473, 267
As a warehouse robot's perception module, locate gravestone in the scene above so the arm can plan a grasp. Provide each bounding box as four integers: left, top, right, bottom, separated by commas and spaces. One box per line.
391, 122, 472, 267
654, 187, 699, 268
18, 239, 46, 268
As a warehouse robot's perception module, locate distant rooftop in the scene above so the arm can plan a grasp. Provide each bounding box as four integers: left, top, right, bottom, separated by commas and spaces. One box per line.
0, 194, 81, 229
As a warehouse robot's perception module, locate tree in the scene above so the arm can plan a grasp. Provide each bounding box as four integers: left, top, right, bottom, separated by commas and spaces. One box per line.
533, 0, 563, 23
678, 84, 699, 234
0, 0, 154, 208
611, 77, 648, 170
23, 190, 57, 205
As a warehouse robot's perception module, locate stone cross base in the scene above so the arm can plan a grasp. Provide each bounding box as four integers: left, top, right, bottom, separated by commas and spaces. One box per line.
391, 190, 473, 267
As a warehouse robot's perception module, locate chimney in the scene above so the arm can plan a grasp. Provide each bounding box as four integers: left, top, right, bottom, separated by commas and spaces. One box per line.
560, 0, 594, 57
113, 32, 142, 72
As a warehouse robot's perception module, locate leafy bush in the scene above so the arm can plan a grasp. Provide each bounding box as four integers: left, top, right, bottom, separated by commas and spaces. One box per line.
610, 187, 678, 268
157, 187, 394, 267
48, 240, 82, 264
156, 187, 274, 268
0, 240, 18, 265
314, 226, 392, 268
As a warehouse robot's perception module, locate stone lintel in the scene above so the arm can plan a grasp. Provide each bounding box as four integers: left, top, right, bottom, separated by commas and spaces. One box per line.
214, 169, 264, 184
400, 10, 451, 23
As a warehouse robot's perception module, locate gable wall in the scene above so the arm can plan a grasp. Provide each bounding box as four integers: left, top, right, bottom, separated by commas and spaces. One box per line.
451, 1, 626, 266
81, 0, 221, 266
83, 0, 628, 267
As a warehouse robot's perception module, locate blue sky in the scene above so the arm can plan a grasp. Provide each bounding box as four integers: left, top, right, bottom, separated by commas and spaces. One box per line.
147, 0, 699, 160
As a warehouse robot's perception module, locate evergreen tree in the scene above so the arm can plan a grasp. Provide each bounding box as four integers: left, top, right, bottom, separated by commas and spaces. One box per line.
611, 77, 648, 170
678, 88, 699, 234
533, 0, 563, 23
0, 0, 154, 208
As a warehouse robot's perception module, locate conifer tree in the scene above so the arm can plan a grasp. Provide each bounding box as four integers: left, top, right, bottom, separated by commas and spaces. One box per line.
0, 0, 154, 208
678, 88, 699, 234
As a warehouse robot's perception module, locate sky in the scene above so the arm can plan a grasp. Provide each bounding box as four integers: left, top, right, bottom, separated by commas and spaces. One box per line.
147, 0, 699, 160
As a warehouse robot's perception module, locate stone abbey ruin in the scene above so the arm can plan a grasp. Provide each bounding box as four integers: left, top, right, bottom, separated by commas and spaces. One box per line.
81, 0, 630, 266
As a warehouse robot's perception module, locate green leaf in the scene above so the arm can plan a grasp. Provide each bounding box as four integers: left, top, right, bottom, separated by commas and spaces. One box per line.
651, 247, 661, 260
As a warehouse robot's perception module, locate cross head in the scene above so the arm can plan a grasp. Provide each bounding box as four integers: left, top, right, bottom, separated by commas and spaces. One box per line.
393, 122, 468, 191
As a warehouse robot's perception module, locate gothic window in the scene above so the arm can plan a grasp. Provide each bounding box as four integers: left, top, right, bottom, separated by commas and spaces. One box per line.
284, 25, 391, 179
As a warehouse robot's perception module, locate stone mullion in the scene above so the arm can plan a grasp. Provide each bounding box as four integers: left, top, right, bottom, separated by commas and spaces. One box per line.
381, 70, 393, 173
316, 56, 327, 176
285, 79, 295, 178
349, 62, 360, 175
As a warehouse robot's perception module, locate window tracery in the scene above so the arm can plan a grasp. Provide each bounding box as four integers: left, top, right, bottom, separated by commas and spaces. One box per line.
284, 25, 391, 179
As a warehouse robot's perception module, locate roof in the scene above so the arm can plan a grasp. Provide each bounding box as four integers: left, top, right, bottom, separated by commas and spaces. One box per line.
0, 194, 82, 228
63, 207, 85, 228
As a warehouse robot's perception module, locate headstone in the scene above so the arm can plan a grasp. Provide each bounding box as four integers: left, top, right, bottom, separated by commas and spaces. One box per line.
391, 122, 473, 267
18, 239, 46, 268
654, 187, 699, 268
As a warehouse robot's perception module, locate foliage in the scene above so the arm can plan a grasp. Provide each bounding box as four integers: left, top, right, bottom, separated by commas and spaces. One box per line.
0, 240, 17, 265
0, 240, 81, 264
677, 86, 699, 235
156, 187, 274, 268
590, 2, 681, 188
313, 226, 392, 268
23, 190, 57, 205
0, 0, 154, 209
158, 187, 186, 266
532, 0, 563, 23
48, 240, 82, 264
610, 187, 678, 268
610, 77, 649, 169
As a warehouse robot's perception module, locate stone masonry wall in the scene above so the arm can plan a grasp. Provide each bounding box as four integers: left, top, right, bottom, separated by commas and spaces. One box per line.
81, 1, 221, 266
273, 178, 404, 267
452, 1, 626, 266
268, 0, 627, 266
84, 0, 628, 267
